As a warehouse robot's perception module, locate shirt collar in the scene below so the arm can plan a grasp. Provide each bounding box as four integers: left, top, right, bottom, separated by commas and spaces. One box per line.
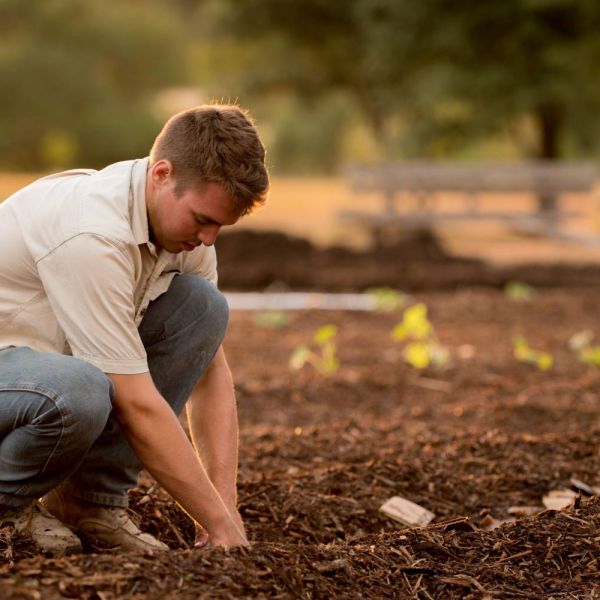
129, 157, 156, 252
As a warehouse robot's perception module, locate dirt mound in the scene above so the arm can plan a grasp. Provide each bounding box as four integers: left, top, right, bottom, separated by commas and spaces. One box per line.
216, 229, 600, 291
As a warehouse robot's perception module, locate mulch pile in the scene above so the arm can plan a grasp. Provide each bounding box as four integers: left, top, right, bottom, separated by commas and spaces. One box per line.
2, 270, 600, 596
2, 482, 599, 598
216, 228, 600, 291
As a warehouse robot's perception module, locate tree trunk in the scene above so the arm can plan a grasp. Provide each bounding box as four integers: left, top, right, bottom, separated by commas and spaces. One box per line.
534, 102, 563, 214
355, 86, 392, 155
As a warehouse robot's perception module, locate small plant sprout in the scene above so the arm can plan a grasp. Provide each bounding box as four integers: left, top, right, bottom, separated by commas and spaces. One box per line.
290, 324, 339, 375
504, 281, 536, 302
391, 303, 449, 369
513, 335, 553, 370
365, 287, 407, 312
253, 310, 288, 328
568, 330, 600, 366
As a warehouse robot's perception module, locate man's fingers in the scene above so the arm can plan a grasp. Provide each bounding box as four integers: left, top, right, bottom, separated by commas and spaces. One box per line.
194, 525, 210, 548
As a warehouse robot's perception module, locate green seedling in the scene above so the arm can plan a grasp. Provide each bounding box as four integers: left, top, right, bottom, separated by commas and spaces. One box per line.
504, 281, 536, 302
365, 287, 407, 312
253, 310, 288, 328
568, 330, 600, 366
513, 335, 553, 370
391, 303, 449, 369
290, 324, 339, 375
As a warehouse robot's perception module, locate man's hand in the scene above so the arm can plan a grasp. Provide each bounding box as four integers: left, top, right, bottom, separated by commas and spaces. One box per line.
107, 371, 247, 550
194, 523, 210, 548
203, 514, 248, 549
195, 507, 247, 549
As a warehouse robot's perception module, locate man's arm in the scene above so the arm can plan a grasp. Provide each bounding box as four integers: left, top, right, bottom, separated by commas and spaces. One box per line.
186, 346, 243, 530
107, 370, 247, 549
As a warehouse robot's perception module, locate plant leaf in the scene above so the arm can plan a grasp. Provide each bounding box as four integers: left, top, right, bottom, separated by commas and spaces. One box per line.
253, 310, 288, 328
536, 353, 553, 371
404, 342, 430, 369
366, 287, 406, 312
391, 323, 408, 341
289, 346, 311, 370
403, 303, 431, 340
322, 356, 340, 375
430, 343, 450, 367
504, 281, 536, 302
580, 346, 600, 366
314, 324, 337, 345
513, 335, 531, 360
568, 330, 594, 351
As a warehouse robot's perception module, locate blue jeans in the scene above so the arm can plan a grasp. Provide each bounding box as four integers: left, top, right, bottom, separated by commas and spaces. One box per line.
0, 274, 228, 508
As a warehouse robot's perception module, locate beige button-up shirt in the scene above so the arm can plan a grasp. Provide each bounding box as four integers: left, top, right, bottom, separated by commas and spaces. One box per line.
0, 158, 218, 374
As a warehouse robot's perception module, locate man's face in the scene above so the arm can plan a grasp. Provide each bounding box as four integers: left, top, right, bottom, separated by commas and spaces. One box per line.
146, 161, 242, 253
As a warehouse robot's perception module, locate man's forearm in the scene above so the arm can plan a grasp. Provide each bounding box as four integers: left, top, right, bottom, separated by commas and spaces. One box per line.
107, 371, 246, 548
187, 346, 240, 507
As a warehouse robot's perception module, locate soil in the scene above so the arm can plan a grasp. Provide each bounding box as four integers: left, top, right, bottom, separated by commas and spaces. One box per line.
2, 235, 600, 597
216, 229, 600, 291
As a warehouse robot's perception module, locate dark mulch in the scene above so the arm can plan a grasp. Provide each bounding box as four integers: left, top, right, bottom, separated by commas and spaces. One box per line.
216, 229, 600, 291
2, 287, 600, 597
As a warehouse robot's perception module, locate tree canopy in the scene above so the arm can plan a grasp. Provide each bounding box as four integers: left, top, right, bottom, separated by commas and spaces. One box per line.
201, 0, 600, 163
0, 0, 184, 168
2, 0, 600, 171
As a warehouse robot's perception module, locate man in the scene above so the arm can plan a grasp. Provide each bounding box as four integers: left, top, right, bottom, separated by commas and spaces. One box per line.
0, 104, 268, 555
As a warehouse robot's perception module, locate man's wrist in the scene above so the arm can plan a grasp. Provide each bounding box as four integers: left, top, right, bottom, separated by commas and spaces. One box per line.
209, 477, 237, 508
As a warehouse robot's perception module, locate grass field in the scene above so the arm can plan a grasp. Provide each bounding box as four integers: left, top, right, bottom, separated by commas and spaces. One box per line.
3, 172, 600, 265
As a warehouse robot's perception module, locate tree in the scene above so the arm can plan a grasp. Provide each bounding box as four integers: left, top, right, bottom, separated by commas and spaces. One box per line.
197, 0, 434, 155
0, 0, 185, 168
202, 0, 600, 184
428, 0, 600, 156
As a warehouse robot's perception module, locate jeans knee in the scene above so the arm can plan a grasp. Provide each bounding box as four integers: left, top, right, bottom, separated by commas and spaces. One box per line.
175, 274, 229, 337
59, 362, 112, 442
204, 282, 230, 336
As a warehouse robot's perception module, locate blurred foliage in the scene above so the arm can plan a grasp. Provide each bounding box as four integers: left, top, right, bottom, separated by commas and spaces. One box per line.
290, 324, 339, 376
365, 287, 407, 312
3, 0, 600, 172
568, 330, 600, 366
513, 334, 554, 370
253, 310, 288, 328
195, 0, 600, 168
0, 0, 184, 169
391, 303, 449, 369
504, 281, 537, 303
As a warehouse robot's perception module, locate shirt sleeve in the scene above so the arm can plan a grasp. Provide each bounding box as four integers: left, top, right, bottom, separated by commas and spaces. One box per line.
36, 233, 148, 374
184, 244, 218, 286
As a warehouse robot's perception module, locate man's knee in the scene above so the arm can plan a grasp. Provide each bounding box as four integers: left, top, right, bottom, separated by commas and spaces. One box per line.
169, 274, 229, 338
55, 360, 113, 442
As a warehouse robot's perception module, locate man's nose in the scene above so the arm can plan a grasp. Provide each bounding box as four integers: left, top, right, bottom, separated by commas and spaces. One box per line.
197, 226, 220, 247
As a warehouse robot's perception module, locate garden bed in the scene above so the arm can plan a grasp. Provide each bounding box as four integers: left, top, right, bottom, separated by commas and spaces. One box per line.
216, 229, 600, 292
2, 287, 600, 598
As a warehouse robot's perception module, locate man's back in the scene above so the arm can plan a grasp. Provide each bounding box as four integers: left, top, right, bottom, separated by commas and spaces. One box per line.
0, 161, 146, 362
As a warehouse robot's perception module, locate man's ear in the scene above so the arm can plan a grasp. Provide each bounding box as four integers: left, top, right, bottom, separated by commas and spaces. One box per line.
150, 159, 173, 186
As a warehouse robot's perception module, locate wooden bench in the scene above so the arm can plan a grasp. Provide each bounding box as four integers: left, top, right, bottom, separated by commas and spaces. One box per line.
341, 161, 599, 241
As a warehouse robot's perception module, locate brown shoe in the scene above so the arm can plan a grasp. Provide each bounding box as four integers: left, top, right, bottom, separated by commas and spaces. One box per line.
43, 487, 169, 554
0, 501, 82, 556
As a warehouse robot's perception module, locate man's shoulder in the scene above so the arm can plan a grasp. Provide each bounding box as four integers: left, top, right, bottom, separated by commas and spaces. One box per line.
4, 159, 142, 260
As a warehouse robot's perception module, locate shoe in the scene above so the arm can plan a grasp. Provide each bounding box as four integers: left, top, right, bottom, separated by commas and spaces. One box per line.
0, 501, 82, 556
43, 487, 169, 553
